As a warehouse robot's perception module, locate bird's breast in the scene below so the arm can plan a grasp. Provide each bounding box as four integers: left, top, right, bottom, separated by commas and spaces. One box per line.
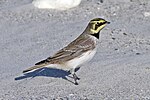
66, 49, 97, 69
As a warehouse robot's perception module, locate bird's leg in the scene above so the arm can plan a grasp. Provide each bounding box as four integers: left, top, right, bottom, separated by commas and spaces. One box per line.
73, 73, 78, 85
70, 69, 80, 85
73, 73, 80, 80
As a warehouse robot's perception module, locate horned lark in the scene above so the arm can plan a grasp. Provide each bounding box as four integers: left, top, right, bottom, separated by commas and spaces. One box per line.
23, 18, 110, 85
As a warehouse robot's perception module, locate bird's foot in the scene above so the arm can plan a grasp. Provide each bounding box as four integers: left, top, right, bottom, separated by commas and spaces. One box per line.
73, 73, 80, 85
75, 82, 79, 85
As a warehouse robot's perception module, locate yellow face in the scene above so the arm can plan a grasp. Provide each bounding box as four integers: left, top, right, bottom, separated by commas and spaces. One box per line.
90, 18, 110, 34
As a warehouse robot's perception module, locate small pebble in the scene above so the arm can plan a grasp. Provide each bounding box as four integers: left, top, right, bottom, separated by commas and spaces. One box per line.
112, 37, 116, 40
136, 53, 141, 55
123, 33, 127, 35
69, 94, 74, 97
144, 12, 150, 17
100, 0, 103, 3
114, 48, 118, 50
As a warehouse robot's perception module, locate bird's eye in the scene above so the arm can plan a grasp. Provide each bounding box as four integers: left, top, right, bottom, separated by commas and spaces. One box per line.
96, 22, 100, 26
96, 22, 106, 26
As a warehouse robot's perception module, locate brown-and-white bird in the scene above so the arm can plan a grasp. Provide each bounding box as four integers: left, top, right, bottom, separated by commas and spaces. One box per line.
23, 18, 110, 85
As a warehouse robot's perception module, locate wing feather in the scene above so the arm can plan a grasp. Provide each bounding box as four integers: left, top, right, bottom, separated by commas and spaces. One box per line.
35, 35, 96, 65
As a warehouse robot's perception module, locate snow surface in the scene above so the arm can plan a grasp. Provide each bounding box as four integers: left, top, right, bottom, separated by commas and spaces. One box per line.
32, 0, 81, 10
0, 0, 150, 99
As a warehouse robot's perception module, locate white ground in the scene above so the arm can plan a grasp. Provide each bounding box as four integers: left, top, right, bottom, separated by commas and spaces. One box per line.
0, 0, 150, 99
32, 0, 81, 10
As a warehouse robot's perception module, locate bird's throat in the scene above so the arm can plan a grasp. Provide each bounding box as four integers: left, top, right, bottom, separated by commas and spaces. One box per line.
91, 32, 100, 39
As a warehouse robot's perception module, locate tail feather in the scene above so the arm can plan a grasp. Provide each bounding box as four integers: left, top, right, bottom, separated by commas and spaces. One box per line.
23, 64, 46, 73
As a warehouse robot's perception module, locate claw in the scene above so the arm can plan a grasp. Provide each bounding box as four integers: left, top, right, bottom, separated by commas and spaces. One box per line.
75, 82, 79, 85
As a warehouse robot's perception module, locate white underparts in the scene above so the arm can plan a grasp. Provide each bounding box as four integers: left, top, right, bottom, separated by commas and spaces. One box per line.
66, 49, 97, 69
44, 49, 97, 71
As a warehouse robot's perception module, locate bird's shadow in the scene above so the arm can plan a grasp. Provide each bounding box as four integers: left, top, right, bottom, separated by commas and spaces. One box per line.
15, 67, 80, 84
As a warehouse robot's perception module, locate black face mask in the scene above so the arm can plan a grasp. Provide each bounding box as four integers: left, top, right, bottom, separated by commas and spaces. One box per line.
91, 32, 100, 39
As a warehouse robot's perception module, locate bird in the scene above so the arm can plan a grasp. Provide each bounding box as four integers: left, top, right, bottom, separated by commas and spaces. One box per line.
32, 0, 81, 10
23, 18, 110, 85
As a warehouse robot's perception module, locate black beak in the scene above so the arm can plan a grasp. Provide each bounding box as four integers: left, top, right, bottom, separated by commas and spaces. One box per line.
106, 21, 110, 24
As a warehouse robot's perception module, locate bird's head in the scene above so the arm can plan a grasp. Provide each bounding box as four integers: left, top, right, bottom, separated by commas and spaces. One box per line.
84, 18, 110, 39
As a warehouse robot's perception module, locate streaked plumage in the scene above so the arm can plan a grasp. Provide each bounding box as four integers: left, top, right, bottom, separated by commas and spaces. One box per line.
23, 18, 110, 85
